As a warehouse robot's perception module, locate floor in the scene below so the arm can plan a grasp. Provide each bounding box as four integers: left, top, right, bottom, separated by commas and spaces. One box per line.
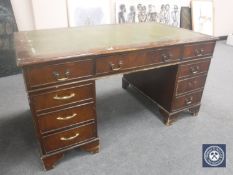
0, 41, 233, 175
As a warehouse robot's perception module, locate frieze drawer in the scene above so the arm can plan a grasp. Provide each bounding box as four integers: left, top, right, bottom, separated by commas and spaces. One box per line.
96, 46, 181, 75
24, 59, 94, 89
183, 42, 215, 60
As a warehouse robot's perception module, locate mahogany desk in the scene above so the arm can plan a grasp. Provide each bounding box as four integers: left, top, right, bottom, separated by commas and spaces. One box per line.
14, 23, 217, 170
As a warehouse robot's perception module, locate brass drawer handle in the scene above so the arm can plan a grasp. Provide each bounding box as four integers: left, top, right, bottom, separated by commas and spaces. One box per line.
162, 53, 173, 62
60, 133, 79, 141
190, 65, 200, 74
185, 96, 193, 105
195, 49, 205, 56
200, 49, 205, 54
110, 60, 123, 71
53, 93, 75, 100
191, 70, 198, 74
194, 49, 200, 56
57, 77, 68, 81
57, 113, 77, 120
53, 69, 70, 81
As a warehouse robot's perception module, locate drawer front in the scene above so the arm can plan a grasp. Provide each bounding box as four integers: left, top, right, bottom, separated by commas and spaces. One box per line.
157, 46, 182, 63
42, 123, 97, 153
25, 59, 94, 88
96, 46, 181, 75
31, 83, 95, 112
172, 91, 203, 111
176, 75, 207, 95
178, 59, 211, 79
183, 42, 215, 60
38, 102, 96, 134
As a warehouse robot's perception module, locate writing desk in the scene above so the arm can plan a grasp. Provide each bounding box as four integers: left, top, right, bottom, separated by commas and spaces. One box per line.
15, 23, 217, 170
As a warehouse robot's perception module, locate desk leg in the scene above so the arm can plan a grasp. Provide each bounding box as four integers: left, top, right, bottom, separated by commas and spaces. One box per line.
80, 139, 100, 154
189, 105, 201, 116
41, 153, 64, 171
159, 105, 201, 125
122, 77, 130, 89
159, 108, 179, 126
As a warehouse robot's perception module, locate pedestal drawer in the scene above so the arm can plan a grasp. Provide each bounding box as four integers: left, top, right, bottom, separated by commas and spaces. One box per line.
25, 59, 94, 89
183, 42, 215, 60
42, 122, 97, 153
178, 59, 211, 79
38, 102, 96, 134
176, 75, 207, 95
172, 91, 203, 111
31, 83, 95, 112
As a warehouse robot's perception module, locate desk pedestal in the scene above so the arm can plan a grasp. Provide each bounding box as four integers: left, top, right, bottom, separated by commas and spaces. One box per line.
123, 59, 208, 125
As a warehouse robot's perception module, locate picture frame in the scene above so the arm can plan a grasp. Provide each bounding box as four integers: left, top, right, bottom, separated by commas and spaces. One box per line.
67, 0, 113, 27
191, 0, 214, 36
115, 0, 187, 28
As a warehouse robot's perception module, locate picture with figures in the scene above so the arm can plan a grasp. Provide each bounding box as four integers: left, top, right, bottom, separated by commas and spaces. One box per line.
67, 0, 112, 27
116, 0, 184, 27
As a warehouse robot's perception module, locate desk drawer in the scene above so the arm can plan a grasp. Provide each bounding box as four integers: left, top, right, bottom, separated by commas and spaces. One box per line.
96, 46, 181, 75
172, 91, 203, 111
176, 75, 207, 95
31, 83, 95, 112
25, 59, 94, 89
178, 59, 211, 79
38, 102, 96, 134
183, 42, 215, 60
42, 122, 96, 153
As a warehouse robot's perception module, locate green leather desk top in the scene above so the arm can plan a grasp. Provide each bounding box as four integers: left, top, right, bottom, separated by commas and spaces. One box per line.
15, 23, 217, 66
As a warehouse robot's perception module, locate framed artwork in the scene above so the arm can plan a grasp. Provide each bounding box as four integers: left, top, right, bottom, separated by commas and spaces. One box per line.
180, 7, 192, 30
191, 0, 214, 35
67, 0, 113, 27
115, 0, 187, 27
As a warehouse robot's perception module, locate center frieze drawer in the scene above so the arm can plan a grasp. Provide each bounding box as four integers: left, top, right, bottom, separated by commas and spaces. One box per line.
37, 102, 96, 134
31, 82, 95, 112
96, 46, 181, 75
42, 122, 97, 153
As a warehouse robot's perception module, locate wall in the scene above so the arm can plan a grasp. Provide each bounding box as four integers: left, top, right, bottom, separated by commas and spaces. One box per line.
10, 0, 34, 31
214, 0, 233, 36
10, 0, 233, 36
32, 0, 68, 29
